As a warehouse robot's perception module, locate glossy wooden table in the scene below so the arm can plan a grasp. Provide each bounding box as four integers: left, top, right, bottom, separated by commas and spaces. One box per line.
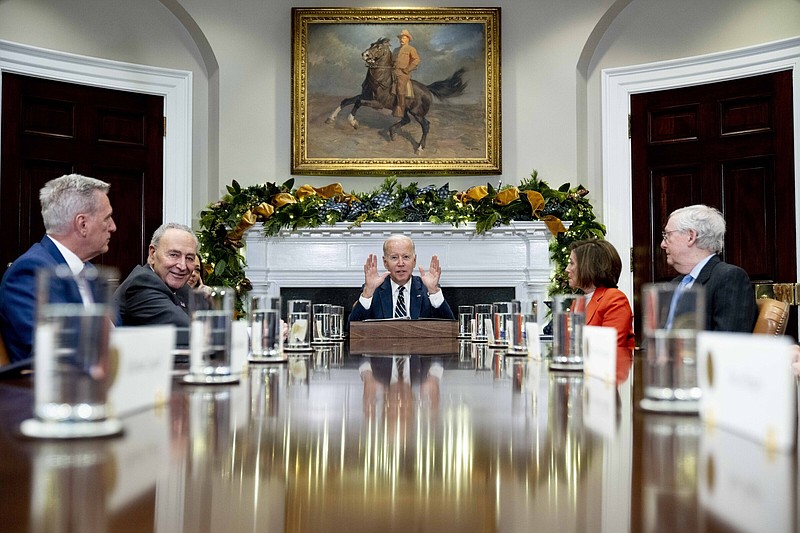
0, 342, 796, 532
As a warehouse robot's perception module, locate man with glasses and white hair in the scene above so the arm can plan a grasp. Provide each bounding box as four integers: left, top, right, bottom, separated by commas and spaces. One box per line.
114, 222, 198, 346
349, 234, 454, 322
660, 204, 757, 332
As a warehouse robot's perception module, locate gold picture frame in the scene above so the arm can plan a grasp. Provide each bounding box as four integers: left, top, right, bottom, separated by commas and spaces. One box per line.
291, 7, 501, 176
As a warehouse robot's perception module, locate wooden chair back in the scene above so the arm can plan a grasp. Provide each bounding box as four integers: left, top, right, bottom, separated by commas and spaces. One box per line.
753, 297, 790, 336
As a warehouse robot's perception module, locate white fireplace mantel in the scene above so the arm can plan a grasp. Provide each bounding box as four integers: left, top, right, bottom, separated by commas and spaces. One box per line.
244, 222, 560, 302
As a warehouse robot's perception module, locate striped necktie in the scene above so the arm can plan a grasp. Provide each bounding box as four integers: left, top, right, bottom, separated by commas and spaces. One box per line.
394, 285, 407, 318
396, 356, 407, 382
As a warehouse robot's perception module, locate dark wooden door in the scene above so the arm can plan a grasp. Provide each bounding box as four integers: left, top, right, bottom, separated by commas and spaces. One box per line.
1, 73, 164, 281
631, 70, 796, 339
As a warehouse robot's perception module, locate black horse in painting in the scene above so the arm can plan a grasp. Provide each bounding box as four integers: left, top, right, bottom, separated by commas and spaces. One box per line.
325, 37, 467, 154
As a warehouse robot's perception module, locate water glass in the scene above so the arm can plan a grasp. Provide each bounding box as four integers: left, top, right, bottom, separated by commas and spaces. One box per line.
186, 286, 238, 384
286, 299, 312, 351
330, 305, 345, 340
472, 303, 493, 342
491, 301, 513, 347
312, 303, 333, 344
551, 294, 586, 370
641, 282, 705, 412
458, 305, 474, 338
507, 311, 527, 355
21, 265, 122, 439
248, 295, 284, 362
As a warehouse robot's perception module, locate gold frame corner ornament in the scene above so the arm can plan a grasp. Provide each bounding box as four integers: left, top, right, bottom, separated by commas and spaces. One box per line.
291, 7, 501, 177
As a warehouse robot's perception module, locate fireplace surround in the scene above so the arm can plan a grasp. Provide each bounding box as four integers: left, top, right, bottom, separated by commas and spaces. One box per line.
244, 222, 558, 308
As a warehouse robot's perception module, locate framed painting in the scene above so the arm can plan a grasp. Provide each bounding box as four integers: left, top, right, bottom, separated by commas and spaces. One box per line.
291, 7, 501, 176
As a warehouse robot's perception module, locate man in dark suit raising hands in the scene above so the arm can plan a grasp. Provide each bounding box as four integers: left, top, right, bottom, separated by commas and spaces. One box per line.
349, 234, 455, 322
661, 204, 757, 332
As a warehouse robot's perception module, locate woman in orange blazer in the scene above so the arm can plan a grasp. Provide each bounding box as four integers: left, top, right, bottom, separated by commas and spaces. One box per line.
565, 239, 635, 349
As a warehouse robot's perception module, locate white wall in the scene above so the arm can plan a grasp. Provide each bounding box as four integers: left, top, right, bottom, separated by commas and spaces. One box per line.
0, 0, 797, 228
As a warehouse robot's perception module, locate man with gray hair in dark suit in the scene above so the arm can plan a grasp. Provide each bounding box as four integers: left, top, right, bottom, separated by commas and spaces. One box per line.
660, 204, 757, 332
114, 222, 198, 346
349, 234, 454, 322
0, 173, 116, 364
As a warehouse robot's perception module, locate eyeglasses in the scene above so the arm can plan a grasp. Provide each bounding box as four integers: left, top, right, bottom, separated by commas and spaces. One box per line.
661, 230, 680, 241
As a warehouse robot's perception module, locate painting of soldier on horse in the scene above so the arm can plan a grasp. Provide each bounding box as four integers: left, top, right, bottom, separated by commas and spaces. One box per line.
299, 22, 488, 158
292, 8, 501, 175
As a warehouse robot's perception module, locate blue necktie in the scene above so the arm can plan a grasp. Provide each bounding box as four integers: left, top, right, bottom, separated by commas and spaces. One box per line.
666, 274, 693, 328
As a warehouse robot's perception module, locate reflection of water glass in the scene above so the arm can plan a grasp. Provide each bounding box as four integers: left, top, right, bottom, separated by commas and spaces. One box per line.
248, 295, 284, 362
22, 265, 121, 438
312, 303, 332, 343
288, 355, 309, 385
29, 442, 112, 526
458, 340, 473, 368
472, 303, 493, 342
641, 283, 705, 411
472, 342, 491, 369
458, 305, 474, 338
186, 286, 238, 384
248, 366, 283, 419
286, 299, 311, 351
311, 344, 334, 380
551, 294, 586, 370
330, 305, 345, 340
642, 415, 702, 530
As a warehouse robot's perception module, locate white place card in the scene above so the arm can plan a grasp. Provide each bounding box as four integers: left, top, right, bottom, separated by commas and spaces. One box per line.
108, 326, 175, 417
582, 325, 617, 382
525, 322, 541, 359
696, 331, 796, 451
699, 427, 793, 533
230, 320, 250, 374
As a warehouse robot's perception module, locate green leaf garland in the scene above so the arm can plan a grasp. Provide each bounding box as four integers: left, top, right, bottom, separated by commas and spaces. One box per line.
196, 171, 606, 312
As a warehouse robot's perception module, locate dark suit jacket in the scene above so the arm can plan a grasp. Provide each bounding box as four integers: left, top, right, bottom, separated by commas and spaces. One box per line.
114, 264, 190, 345
361, 356, 441, 387
349, 276, 455, 322
0, 236, 81, 363
677, 255, 757, 333
585, 286, 636, 349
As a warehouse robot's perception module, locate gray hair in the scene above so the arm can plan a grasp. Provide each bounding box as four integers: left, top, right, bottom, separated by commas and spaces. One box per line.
669, 204, 726, 253
40, 174, 111, 234
150, 222, 199, 249
383, 234, 415, 256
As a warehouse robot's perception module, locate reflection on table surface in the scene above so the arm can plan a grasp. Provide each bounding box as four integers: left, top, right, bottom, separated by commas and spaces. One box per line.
0, 342, 796, 532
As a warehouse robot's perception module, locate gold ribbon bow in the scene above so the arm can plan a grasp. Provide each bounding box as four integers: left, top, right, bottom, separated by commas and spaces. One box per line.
271, 193, 296, 208
461, 185, 488, 203
542, 215, 567, 236
253, 202, 275, 218
524, 190, 545, 215
296, 183, 345, 200
494, 187, 519, 206
226, 209, 257, 244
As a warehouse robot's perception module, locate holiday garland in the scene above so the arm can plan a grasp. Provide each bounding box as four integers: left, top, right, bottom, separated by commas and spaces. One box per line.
197, 171, 606, 310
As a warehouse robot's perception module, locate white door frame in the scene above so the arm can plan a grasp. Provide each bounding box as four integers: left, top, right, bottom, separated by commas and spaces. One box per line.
0, 39, 192, 225
602, 36, 800, 299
